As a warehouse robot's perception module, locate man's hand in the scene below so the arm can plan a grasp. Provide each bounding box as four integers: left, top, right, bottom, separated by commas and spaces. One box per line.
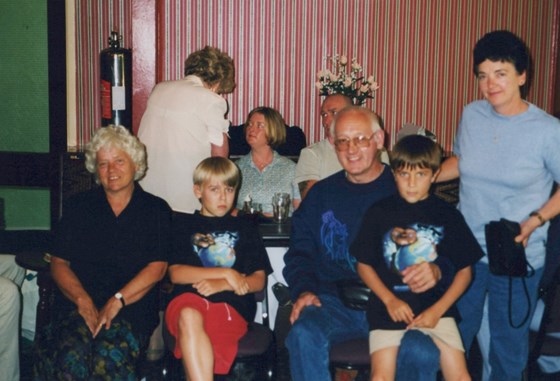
290, 292, 321, 324
401, 262, 441, 293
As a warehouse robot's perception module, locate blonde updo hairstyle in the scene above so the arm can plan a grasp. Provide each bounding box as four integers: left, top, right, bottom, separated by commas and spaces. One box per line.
85, 125, 147, 184
184, 46, 236, 94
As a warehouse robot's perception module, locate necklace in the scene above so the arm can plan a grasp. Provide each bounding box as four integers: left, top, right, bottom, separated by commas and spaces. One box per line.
252, 152, 272, 171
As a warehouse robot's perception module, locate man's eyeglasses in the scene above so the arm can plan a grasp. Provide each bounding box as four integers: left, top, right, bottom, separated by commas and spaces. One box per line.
333, 134, 375, 151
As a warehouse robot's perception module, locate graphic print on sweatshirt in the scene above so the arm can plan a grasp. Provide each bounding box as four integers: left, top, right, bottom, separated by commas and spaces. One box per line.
191, 231, 239, 268
383, 223, 443, 292
320, 210, 356, 272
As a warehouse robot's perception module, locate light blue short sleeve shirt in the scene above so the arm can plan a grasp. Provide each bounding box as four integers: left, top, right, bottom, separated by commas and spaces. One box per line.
454, 100, 560, 268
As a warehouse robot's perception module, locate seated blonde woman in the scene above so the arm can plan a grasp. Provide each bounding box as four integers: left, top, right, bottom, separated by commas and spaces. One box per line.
235, 107, 300, 216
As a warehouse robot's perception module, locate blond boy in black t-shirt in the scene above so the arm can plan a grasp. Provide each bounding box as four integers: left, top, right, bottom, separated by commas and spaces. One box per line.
165, 157, 272, 379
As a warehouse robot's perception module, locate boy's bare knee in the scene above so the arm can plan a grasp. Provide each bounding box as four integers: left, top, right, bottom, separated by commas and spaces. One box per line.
177, 307, 203, 335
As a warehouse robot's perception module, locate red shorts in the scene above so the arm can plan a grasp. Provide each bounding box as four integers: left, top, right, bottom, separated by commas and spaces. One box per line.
165, 293, 248, 375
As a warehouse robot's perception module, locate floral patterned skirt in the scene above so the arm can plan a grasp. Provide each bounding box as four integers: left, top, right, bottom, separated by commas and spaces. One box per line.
33, 310, 142, 381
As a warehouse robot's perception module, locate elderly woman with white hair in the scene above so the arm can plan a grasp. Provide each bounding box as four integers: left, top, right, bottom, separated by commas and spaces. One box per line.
34, 125, 172, 380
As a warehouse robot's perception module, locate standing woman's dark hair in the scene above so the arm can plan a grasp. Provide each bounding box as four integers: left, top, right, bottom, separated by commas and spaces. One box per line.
473, 30, 532, 98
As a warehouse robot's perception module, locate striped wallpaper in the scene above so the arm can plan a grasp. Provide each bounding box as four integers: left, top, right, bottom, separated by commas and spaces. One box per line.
74, 0, 132, 147
73, 0, 559, 153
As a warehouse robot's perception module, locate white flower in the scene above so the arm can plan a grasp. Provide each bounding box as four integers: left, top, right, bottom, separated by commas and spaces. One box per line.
316, 54, 380, 105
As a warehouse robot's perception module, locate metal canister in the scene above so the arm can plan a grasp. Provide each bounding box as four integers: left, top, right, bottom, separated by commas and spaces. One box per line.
100, 31, 132, 130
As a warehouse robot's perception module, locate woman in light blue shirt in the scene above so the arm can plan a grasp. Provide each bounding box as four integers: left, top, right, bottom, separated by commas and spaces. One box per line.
439, 30, 560, 380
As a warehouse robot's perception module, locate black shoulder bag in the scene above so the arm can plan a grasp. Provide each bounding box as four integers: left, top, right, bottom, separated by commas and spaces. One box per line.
485, 218, 535, 328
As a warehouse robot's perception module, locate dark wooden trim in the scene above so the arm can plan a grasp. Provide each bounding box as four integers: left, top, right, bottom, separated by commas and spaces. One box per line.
0, 152, 51, 187
47, 1, 67, 226
0, 3, 67, 227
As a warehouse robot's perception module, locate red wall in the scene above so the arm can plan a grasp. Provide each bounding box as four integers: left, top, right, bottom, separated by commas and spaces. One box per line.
72, 0, 560, 153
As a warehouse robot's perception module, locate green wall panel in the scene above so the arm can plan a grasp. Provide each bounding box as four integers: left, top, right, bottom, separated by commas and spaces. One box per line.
0, 1, 49, 153
0, 1, 51, 230
0, 188, 50, 230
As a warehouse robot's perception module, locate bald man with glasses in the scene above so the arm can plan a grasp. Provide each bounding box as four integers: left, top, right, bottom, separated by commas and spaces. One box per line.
283, 106, 444, 381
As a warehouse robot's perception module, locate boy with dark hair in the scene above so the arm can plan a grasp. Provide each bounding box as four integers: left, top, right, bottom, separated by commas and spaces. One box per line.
351, 135, 483, 380
165, 157, 273, 380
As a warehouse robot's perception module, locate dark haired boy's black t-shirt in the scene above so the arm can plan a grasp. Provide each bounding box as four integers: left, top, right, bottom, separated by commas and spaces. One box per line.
351, 194, 483, 331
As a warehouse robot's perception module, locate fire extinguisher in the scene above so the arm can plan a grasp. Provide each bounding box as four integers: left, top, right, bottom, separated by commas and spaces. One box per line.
100, 31, 132, 131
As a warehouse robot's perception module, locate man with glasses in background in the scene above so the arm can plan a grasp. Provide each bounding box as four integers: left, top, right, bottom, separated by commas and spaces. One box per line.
294, 94, 352, 199
283, 106, 444, 380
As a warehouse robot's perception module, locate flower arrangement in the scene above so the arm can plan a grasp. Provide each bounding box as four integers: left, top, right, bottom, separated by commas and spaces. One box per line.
315, 55, 379, 106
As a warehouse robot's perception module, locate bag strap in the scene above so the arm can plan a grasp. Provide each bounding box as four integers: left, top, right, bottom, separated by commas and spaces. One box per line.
507, 262, 534, 328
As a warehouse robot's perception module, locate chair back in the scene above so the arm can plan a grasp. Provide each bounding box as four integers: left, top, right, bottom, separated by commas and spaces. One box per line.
162, 283, 275, 380
336, 279, 371, 311
529, 264, 560, 359
254, 286, 270, 328
228, 124, 306, 159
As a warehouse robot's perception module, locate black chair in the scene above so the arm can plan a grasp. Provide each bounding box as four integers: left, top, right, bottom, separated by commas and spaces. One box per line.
329, 280, 371, 379
329, 280, 445, 380
329, 337, 370, 378
228, 124, 307, 160
525, 264, 560, 379
163, 287, 276, 381
3, 230, 55, 332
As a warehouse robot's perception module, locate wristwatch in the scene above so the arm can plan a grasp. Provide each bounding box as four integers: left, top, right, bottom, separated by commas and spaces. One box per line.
114, 292, 126, 307
529, 211, 546, 227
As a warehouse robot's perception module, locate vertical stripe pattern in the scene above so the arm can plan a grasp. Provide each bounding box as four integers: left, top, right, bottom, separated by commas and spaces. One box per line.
74, 0, 132, 147
74, 0, 558, 153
